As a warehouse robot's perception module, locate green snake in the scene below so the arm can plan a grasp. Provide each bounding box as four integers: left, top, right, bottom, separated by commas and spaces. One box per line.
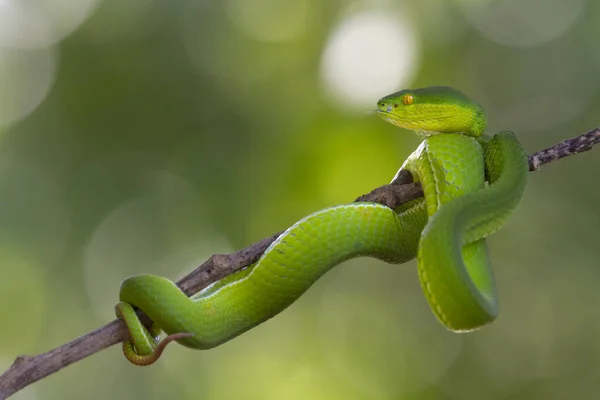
115, 86, 528, 365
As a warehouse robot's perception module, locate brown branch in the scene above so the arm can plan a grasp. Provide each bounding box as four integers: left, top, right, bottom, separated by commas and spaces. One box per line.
1, 127, 599, 399
528, 127, 600, 171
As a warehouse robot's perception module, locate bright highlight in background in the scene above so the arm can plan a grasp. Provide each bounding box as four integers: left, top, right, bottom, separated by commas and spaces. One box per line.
0, 0, 103, 129
320, 9, 419, 110
0, 47, 57, 129
0, 0, 102, 48
457, 0, 586, 48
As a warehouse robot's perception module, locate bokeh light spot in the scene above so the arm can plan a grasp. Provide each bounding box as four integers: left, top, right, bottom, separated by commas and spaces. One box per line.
0, 0, 103, 48
320, 8, 419, 109
457, 0, 586, 48
0, 46, 57, 129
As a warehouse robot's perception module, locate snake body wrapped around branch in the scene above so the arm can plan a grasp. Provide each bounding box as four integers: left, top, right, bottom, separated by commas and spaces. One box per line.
115, 86, 528, 365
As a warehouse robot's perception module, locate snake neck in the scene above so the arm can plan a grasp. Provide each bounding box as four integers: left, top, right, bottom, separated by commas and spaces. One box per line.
400, 134, 486, 218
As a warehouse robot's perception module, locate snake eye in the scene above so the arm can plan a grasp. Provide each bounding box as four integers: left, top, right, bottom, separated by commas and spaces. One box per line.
402, 94, 414, 105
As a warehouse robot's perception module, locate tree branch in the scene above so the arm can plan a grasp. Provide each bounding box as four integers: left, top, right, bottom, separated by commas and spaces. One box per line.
528, 127, 600, 171
1, 127, 599, 399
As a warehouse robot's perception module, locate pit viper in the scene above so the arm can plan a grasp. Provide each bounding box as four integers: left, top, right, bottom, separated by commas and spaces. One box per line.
115, 86, 528, 365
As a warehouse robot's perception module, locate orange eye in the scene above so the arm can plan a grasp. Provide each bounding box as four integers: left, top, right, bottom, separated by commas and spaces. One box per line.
402, 94, 414, 105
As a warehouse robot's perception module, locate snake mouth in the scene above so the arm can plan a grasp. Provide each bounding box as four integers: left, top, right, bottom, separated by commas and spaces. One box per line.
376, 109, 420, 123
376, 110, 405, 127
376, 109, 456, 134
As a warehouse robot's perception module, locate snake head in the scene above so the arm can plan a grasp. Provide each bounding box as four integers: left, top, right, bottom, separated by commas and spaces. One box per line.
376, 86, 487, 138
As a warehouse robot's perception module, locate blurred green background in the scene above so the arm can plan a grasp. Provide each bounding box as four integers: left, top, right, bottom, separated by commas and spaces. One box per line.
1, 0, 599, 399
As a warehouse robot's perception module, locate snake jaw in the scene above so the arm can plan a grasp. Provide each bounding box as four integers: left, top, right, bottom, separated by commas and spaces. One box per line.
376, 107, 456, 138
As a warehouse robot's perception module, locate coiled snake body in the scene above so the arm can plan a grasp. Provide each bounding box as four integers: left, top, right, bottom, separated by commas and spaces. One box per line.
115, 86, 528, 365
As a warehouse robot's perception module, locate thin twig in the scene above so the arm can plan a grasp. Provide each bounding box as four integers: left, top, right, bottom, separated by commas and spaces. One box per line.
528, 127, 600, 171
1, 127, 599, 399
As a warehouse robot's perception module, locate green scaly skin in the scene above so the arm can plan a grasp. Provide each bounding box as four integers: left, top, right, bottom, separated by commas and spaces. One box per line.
115, 86, 528, 365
